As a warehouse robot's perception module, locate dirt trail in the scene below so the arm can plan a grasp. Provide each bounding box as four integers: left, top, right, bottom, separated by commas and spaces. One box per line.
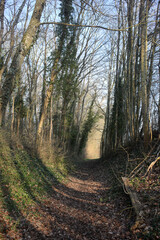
16, 160, 135, 239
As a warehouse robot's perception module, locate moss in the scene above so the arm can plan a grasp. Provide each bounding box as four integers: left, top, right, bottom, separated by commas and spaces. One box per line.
0, 129, 70, 226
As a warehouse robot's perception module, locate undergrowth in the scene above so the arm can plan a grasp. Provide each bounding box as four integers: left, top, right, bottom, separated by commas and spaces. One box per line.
103, 138, 160, 239
0, 129, 71, 237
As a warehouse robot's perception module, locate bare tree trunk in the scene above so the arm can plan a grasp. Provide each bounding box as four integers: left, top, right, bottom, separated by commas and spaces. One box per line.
102, 41, 114, 157
0, 0, 5, 50
0, 0, 27, 84
49, 95, 53, 143
11, 95, 15, 132
127, 0, 135, 139
37, 59, 59, 143
158, 9, 160, 134
0, 0, 5, 118
76, 81, 89, 149
134, 1, 143, 140
140, 0, 150, 147
0, 0, 46, 125
40, 26, 48, 120
17, 114, 20, 137
114, 0, 121, 149
147, 2, 159, 110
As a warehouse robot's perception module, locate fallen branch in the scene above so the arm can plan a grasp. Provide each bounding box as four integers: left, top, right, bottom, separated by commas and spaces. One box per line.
144, 156, 160, 177
122, 177, 144, 231
129, 140, 159, 178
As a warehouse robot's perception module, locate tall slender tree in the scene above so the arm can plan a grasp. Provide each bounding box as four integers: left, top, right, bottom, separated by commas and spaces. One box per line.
140, 0, 150, 147
0, 0, 46, 125
37, 0, 78, 148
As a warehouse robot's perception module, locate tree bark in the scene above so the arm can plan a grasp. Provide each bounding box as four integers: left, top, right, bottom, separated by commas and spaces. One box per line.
102, 41, 114, 157
49, 95, 53, 143
37, 59, 59, 143
11, 95, 15, 132
114, 0, 121, 149
147, 1, 159, 111
140, 0, 150, 147
0, 0, 5, 50
0, 0, 46, 125
157, 2, 160, 134
127, 0, 135, 139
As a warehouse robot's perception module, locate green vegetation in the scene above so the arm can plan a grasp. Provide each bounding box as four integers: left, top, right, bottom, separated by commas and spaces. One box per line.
78, 100, 99, 154
0, 129, 70, 232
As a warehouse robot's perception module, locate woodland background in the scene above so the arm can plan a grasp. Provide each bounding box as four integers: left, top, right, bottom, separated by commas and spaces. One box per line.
0, 0, 160, 239
0, 0, 159, 154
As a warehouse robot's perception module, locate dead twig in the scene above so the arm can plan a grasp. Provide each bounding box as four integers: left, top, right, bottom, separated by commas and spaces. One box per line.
129, 140, 159, 178
144, 156, 160, 177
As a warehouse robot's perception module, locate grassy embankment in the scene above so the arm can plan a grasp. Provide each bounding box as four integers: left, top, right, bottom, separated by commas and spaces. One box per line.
0, 129, 71, 237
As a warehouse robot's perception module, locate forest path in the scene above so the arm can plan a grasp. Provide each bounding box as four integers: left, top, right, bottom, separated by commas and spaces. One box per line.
18, 160, 135, 240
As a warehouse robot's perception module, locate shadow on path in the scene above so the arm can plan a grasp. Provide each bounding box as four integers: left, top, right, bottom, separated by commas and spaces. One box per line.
0, 158, 135, 240
24, 159, 134, 240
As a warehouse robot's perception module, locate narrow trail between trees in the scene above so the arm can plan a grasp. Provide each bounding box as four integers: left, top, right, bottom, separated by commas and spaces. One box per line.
16, 160, 135, 240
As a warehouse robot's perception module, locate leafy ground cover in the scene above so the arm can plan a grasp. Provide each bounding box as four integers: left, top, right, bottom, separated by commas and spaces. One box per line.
0, 130, 69, 239
1, 156, 135, 240
105, 139, 160, 240
0, 130, 159, 239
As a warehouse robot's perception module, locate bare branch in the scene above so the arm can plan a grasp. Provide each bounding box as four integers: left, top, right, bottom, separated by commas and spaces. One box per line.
39, 21, 127, 31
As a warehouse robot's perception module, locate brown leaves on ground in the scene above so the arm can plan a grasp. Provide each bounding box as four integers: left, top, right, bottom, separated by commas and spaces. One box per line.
1, 160, 136, 240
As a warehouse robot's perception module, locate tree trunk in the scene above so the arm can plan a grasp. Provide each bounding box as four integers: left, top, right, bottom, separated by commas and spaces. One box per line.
114, 0, 121, 149
37, 59, 59, 143
0, 0, 46, 125
49, 95, 53, 143
127, 0, 135, 140
102, 41, 114, 157
0, 0, 5, 50
0, 0, 27, 85
147, 2, 159, 111
156, 1, 160, 134
40, 26, 48, 120
11, 95, 15, 132
140, 0, 150, 147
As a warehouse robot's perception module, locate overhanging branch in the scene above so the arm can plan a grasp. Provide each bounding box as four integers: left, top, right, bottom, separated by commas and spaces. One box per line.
39, 21, 127, 31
